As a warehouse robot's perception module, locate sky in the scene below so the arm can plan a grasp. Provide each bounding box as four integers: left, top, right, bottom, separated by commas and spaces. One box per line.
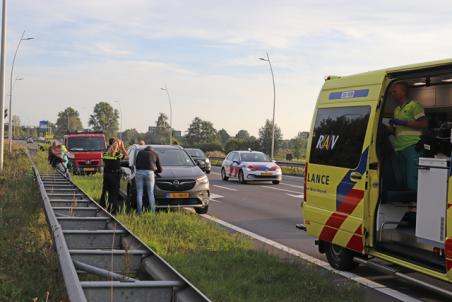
6, 0, 452, 138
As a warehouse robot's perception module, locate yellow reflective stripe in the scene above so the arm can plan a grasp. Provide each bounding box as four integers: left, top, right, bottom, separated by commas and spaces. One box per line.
414, 112, 425, 119
103, 153, 121, 160
396, 130, 422, 136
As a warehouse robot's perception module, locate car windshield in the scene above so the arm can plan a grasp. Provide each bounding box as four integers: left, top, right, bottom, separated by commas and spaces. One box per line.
240, 152, 270, 162
67, 137, 105, 151
186, 149, 205, 158
155, 149, 195, 166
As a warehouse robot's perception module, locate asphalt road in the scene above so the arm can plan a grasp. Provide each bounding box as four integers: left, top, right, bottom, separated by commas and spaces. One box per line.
207, 166, 452, 302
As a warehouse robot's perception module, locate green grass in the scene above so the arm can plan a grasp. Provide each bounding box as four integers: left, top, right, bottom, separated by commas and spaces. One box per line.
117, 212, 363, 302
71, 174, 104, 202
0, 145, 66, 302
68, 172, 363, 302
281, 165, 304, 177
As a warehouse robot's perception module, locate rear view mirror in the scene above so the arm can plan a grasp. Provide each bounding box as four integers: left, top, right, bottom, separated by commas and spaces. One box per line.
196, 159, 205, 168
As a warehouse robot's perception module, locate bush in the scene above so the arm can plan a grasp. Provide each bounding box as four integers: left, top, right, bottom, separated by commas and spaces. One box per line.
224, 138, 261, 153
192, 142, 223, 152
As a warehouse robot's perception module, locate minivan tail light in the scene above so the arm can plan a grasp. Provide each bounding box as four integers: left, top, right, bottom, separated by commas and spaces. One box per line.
303, 163, 307, 202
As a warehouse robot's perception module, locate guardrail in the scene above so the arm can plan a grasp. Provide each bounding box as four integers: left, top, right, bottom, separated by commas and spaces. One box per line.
30, 157, 211, 302
209, 156, 306, 167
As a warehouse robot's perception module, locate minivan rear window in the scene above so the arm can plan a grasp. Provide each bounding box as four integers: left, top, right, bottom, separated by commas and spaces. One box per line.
309, 106, 370, 169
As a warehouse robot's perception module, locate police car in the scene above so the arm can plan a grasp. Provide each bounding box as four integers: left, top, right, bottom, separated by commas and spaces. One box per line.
221, 150, 282, 184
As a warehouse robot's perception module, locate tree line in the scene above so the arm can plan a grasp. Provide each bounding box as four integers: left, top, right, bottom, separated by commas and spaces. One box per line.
23, 101, 308, 159
123, 112, 308, 159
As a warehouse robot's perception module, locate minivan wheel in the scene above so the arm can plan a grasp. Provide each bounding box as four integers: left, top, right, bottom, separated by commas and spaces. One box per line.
272, 180, 280, 185
221, 168, 229, 181
325, 242, 358, 271
195, 205, 209, 214
238, 170, 247, 184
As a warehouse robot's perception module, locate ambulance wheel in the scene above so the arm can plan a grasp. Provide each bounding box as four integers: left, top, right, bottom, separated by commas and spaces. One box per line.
325, 243, 358, 271
238, 170, 247, 184
221, 168, 229, 181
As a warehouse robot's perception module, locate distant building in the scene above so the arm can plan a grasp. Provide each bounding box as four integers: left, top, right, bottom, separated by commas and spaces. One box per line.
148, 126, 158, 137
172, 130, 182, 138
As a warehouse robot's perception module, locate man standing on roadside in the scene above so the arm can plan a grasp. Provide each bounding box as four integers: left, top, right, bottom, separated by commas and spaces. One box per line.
389, 81, 428, 191
135, 145, 162, 213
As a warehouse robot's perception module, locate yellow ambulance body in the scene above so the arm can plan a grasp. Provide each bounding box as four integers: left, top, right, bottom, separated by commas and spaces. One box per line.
304, 59, 452, 282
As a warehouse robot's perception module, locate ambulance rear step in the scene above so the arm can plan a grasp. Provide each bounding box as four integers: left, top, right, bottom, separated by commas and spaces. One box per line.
353, 257, 452, 299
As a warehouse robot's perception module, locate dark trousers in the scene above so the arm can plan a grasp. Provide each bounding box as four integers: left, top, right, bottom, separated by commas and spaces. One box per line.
100, 172, 121, 214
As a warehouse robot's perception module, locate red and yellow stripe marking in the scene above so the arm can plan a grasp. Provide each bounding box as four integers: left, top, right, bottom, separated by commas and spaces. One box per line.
319, 188, 364, 253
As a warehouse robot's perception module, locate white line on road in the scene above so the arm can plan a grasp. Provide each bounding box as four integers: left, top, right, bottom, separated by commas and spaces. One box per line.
211, 172, 221, 176
210, 193, 224, 203
201, 214, 420, 302
286, 193, 304, 199
260, 185, 301, 194
280, 183, 303, 189
213, 185, 238, 192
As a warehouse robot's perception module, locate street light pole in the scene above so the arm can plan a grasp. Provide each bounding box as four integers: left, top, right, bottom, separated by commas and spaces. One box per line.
160, 85, 173, 144
8, 30, 33, 152
10, 76, 22, 138
114, 101, 123, 139
0, 0, 7, 171
259, 52, 276, 160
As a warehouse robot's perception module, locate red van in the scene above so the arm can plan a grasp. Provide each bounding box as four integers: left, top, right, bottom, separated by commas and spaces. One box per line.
64, 132, 106, 174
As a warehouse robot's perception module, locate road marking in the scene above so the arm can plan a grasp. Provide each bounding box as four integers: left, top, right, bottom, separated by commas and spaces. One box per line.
260, 185, 301, 194
210, 193, 224, 203
211, 172, 221, 176
280, 183, 303, 189
201, 214, 421, 302
286, 193, 304, 199
213, 185, 238, 192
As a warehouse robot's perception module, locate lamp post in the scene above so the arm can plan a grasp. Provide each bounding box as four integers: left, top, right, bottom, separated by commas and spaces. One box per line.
0, 0, 7, 171
160, 85, 173, 144
259, 52, 276, 160
10, 76, 22, 138
8, 30, 33, 152
114, 100, 123, 139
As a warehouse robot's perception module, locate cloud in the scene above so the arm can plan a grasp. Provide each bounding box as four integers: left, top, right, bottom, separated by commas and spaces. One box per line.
9, 0, 452, 139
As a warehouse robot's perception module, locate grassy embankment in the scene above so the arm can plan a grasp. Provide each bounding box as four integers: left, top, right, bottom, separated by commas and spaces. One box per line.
66, 171, 363, 302
0, 146, 66, 302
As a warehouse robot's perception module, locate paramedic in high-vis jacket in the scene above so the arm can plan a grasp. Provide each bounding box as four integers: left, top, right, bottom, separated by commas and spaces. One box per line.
389, 82, 428, 191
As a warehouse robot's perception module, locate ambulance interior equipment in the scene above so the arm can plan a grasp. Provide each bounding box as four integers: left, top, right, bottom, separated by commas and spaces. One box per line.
377, 74, 452, 273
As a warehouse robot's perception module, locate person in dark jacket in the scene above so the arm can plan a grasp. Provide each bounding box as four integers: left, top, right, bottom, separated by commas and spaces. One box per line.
100, 138, 116, 204
135, 146, 162, 213
100, 138, 128, 214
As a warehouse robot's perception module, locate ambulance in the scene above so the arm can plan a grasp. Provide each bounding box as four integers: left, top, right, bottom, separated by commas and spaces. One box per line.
302, 59, 452, 286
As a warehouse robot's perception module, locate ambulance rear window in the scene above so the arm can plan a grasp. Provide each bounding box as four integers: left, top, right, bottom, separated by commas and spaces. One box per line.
310, 106, 370, 169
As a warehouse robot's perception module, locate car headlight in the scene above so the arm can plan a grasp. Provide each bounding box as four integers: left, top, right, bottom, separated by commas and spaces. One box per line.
196, 175, 209, 184
205, 158, 210, 163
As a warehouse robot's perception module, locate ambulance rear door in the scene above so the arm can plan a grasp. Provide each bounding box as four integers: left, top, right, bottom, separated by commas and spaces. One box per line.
305, 103, 374, 253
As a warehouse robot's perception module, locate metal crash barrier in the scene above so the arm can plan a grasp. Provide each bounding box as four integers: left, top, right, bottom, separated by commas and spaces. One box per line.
32, 164, 211, 302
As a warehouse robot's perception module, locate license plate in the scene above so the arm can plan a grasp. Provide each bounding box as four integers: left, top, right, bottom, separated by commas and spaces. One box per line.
166, 192, 190, 198
84, 167, 96, 171
261, 172, 273, 176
